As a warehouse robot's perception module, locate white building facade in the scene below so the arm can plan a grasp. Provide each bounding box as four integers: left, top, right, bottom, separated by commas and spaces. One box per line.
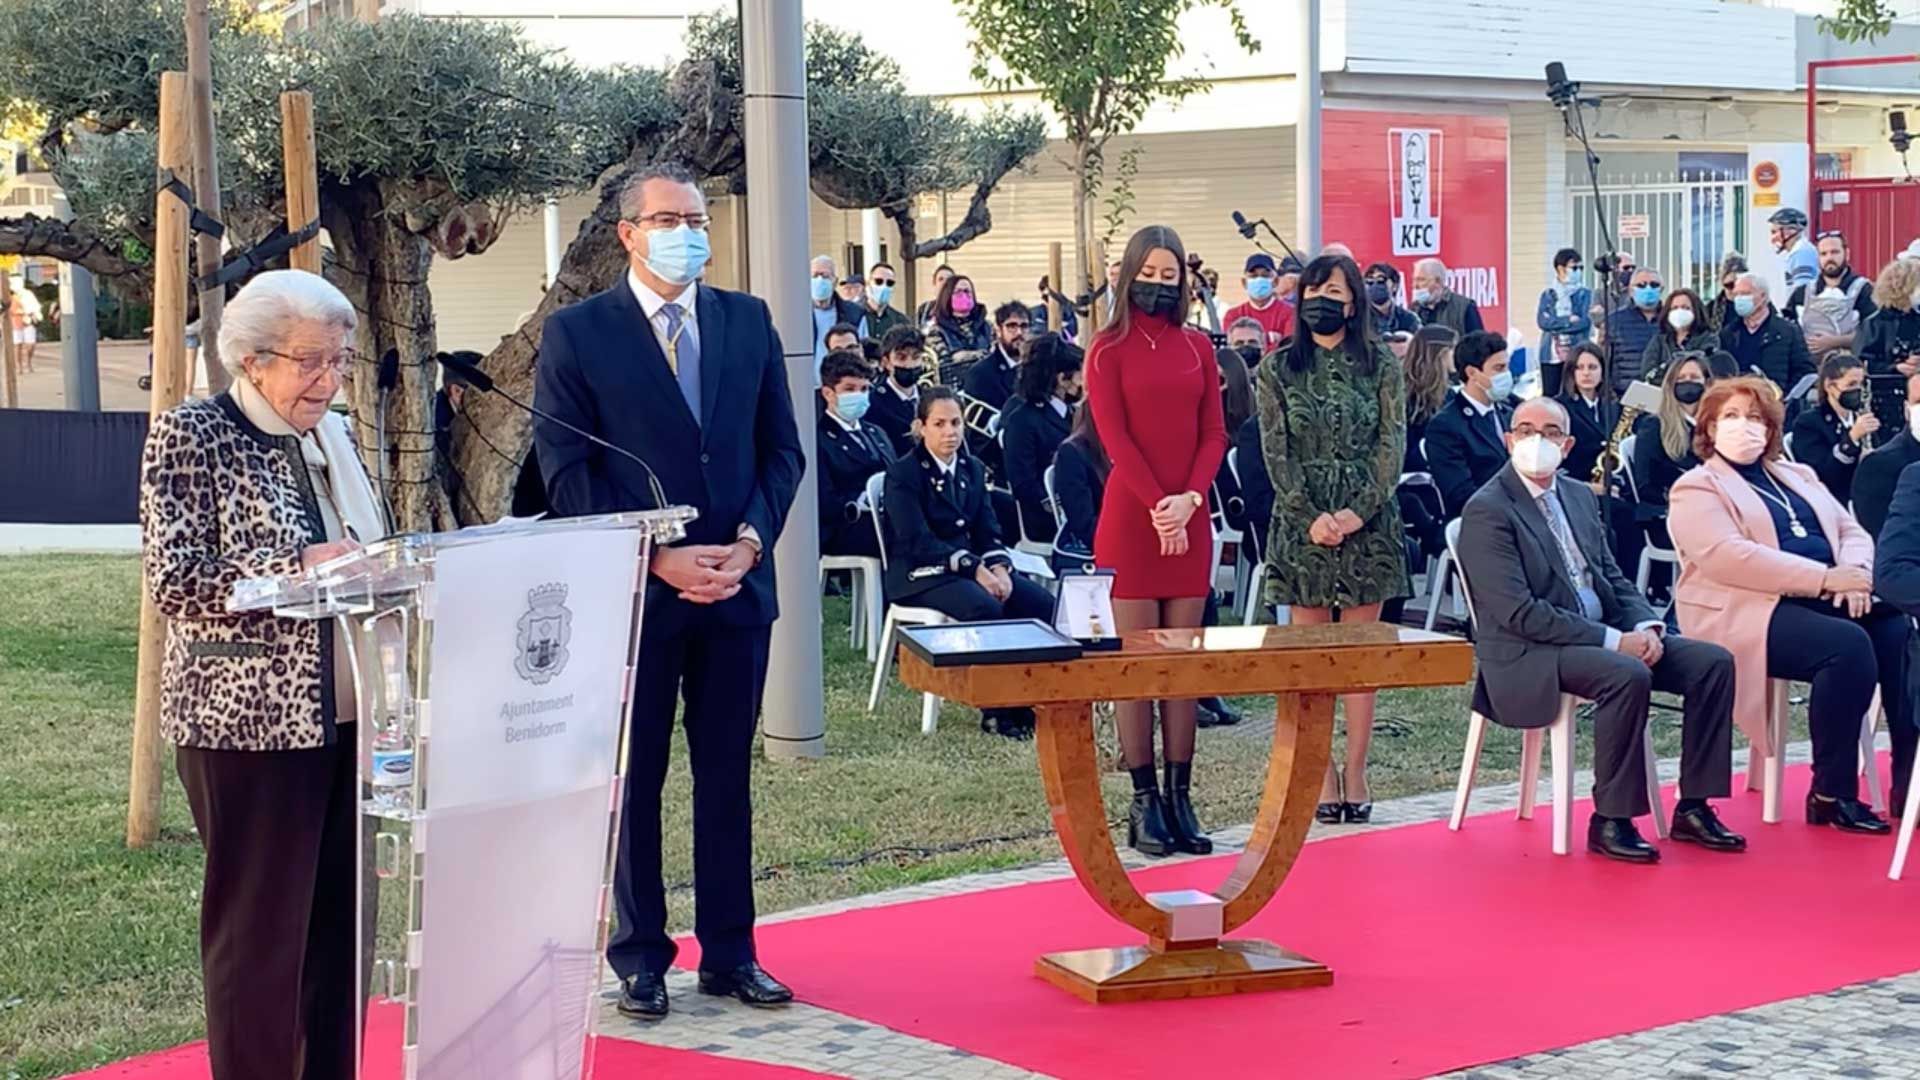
311, 0, 1920, 358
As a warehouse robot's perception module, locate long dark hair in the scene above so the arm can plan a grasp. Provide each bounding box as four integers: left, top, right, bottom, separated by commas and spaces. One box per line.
1095, 224, 1191, 346
1657, 287, 1708, 345
933, 273, 982, 328
1284, 254, 1377, 376
1217, 345, 1254, 432
1018, 335, 1084, 405
1815, 350, 1865, 421
1557, 341, 1616, 405
1404, 324, 1456, 423
1063, 392, 1111, 478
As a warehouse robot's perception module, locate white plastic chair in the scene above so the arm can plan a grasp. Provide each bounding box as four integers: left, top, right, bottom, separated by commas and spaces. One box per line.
1443, 517, 1668, 854
1861, 688, 1887, 813
1892, 739, 1920, 881
1043, 464, 1066, 532
820, 481, 885, 661
860, 472, 950, 734
1743, 677, 1796, 824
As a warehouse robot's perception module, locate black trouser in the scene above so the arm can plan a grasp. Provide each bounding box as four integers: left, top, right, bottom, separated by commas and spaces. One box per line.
1540, 356, 1565, 399
1557, 636, 1736, 819
822, 511, 883, 559
1766, 598, 1913, 800
177, 734, 360, 1080
609, 621, 770, 981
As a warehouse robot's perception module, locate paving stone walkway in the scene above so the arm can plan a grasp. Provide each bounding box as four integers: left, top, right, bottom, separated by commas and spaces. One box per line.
598, 734, 1915, 1079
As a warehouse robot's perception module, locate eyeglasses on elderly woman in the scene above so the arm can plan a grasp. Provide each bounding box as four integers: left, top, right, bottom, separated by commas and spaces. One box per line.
255, 346, 363, 378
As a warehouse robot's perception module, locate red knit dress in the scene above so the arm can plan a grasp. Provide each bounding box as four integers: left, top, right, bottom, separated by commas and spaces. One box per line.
1085, 314, 1229, 600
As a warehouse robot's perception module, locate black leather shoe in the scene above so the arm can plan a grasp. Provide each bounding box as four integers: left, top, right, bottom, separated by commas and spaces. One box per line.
1195, 697, 1242, 727
1128, 787, 1179, 857
1670, 803, 1746, 852
1806, 794, 1891, 835
697, 961, 794, 1007
1162, 761, 1213, 855
1587, 815, 1660, 863
980, 709, 1034, 740
616, 971, 669, 1021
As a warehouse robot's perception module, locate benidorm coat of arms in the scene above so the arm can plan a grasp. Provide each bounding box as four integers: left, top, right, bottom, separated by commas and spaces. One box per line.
514, 582, 572, 685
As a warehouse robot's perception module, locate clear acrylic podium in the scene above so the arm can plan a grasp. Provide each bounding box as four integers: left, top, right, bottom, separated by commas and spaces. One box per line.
228, 509, 696, 1080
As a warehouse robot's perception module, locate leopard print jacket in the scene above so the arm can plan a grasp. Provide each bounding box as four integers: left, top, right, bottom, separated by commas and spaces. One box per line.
139, 392, 340, 751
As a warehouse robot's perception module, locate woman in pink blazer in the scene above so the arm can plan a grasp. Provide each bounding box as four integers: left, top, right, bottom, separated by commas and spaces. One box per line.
1667, 375, 1908, 835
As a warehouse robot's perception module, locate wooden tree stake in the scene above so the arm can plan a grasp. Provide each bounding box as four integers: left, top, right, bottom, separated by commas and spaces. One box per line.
1047, 241, 1064, 333
0, 275, 15, 408
280, 92, 321, 275
186, 0, 228, 394
128, 72, 194, 849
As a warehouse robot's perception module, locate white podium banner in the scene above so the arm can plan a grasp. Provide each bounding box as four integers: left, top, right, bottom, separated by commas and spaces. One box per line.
425, 528, 641, 811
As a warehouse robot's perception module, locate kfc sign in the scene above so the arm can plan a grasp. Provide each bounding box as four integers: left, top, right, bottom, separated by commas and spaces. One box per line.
1391, 129, 1442, 256
1323, 109, 1510, 332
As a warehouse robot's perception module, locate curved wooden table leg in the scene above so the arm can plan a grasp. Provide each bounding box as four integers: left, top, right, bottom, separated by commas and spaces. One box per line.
1218, 691, 1336, 932
1030, 693, 1338, 1003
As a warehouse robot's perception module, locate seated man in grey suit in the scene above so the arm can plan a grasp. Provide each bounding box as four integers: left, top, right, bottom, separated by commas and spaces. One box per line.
1458, 396, 1743, 863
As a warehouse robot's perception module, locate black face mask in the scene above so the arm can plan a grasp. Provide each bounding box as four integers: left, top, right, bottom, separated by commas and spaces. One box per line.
1128, 281, 1181, 319
1300, 296, 1349, 335
891, 367, 921, 388
1673, 381, 1705, 405
1235, 343, 1263, 368
1839, 387, 1865, 411
1365, 281, 1392, 306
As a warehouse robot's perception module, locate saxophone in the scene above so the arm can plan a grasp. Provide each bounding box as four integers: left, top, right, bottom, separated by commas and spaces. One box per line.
1592, 404, 1643, 487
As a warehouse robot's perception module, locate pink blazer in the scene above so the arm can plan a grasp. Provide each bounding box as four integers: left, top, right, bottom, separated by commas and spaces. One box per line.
1667, 457, 1873, 756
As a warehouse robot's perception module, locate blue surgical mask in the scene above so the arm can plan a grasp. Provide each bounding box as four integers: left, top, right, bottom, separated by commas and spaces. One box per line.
872, 283, 894, 307
811, 276, 834, 303
1412, 287, 1434, 305
1246, 276, 1275, 302
1633, 284, 1662, 309
1488, 369, 1514, 402
644, 224, 711, 286
833, 389, 870, 422
1733, 294, 1758, 318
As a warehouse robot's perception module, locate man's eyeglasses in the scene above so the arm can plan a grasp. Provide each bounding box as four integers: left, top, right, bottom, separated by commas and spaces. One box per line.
1003, 321, 1031, 332
259, 347, 360, 377
1511, 424, 1567, 440
871, 276, 897, 287
629, 212, 710, 230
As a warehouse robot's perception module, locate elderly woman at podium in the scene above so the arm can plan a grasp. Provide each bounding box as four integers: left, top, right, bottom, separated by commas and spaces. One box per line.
138, 269, 384, 1079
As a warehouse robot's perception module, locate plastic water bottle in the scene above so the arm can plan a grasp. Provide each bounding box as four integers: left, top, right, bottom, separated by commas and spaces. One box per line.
370, 637, 414, 813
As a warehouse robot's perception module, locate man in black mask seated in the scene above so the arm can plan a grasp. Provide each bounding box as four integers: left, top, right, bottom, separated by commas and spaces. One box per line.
1226, 316, 1266, 369
869, 325, 926, 453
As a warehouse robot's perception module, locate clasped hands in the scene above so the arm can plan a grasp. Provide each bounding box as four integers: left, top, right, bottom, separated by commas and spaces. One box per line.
1308, 509, 1364, 547
1150, 493, 1199, 557
974, 562, 1014, 602
652, 541, 755, 604
1821, 564, 1874, 619
1615, 627, 1665, 667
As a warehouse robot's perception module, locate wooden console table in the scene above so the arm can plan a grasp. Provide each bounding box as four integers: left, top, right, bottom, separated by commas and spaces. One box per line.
897, 623, 1474, 1003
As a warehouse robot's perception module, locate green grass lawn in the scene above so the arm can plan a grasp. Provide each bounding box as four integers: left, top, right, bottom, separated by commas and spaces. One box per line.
0, 554, 1795, 1079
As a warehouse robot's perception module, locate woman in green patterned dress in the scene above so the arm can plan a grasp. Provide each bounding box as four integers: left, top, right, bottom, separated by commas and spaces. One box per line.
1257, 253, 1410, 825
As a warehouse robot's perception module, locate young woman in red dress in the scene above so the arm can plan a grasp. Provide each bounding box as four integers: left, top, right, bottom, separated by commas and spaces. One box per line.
1086, 224, 1230, 857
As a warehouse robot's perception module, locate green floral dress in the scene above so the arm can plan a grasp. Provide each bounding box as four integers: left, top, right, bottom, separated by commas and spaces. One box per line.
1257, 342, 1411, 609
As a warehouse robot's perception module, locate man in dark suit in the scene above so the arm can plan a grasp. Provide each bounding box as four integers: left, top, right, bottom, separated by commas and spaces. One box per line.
1425, 330, 1515, 519
1869, 460, 1920, 818
817, 349, 895, 558
1458, 396, 1742, 863
534, 161, 805, 1018
1849, 373, 1920, 538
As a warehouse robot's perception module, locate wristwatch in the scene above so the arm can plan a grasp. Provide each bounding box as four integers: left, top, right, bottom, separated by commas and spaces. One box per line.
1185, 490, 1204, 510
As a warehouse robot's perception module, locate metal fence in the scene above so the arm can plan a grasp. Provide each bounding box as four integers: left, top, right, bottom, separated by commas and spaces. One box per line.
1569, 175, 1747, 299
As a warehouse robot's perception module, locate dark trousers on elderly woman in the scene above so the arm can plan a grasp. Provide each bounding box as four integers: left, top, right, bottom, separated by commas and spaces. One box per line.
177, 736, 360, 1079
1767, 598, 1914, 801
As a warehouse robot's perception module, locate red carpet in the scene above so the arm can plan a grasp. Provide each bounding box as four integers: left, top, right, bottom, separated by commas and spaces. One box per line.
62, 1001, 842, 1080
680, 759, 1918, 1080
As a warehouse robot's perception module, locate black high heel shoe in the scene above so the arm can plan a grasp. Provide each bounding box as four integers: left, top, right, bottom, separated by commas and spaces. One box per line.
1163, 761, 1213, 855
1806, 793, 1891, 834
1343, 775, 1373, 824
1127, 765, 1179, 857
1316, 773, 1345, 825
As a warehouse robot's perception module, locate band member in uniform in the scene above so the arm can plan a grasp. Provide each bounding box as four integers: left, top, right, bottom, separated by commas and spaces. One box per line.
817, 350, 896, 558
882, 387, 1053, 737
869, 326, 925, 453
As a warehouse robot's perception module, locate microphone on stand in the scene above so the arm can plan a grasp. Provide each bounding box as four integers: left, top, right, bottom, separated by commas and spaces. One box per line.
1232, 210, 1259, 240
1229, 209, 1305, 268
435, 351, 668, 512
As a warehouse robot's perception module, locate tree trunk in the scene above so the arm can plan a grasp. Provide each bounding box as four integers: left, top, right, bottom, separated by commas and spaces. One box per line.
449, 167, 635, 524
324, 181, 444, 534
1073, 142, 1093, 306
893, 209, 920, 317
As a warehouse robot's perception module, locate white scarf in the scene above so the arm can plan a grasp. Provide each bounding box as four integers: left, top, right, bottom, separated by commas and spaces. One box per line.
233, 379, 387, 543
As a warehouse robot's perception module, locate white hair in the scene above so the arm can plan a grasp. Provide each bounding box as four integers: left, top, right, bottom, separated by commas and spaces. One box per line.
1414, 257, 1447, 278
217, 270, 357, 377
1734, 271, 1771, 299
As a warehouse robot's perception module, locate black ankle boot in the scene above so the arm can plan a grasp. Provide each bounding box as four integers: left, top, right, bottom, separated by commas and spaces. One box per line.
1163, 760, 1213, 855
1127, 764, 1178, 858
